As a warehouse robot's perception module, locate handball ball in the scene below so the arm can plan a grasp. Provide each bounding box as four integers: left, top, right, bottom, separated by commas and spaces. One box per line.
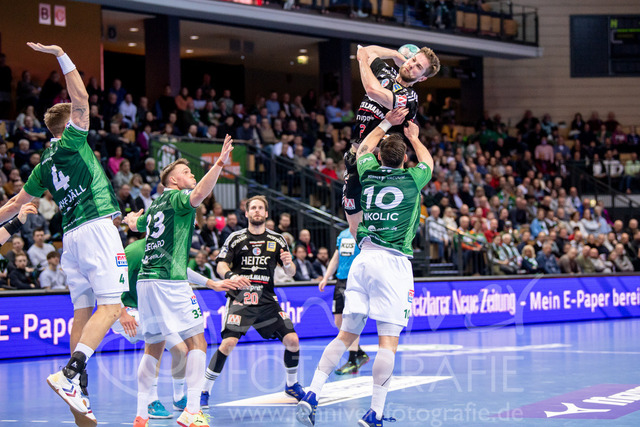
399, 44, 419, 59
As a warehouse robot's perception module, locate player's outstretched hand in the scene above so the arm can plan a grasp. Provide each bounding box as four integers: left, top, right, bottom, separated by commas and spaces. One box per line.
27, 42, 64, 57
18, 203, 38, 224
280, 249, 293, 266
318, 276, 328, 292
207, 279, 247, 292
230, 274, 252, 288
120, 308, 138, 337
404, 120, 419, 140
123, 209, 144, 232
218, 134, 234, 165
385, 107, 409, 126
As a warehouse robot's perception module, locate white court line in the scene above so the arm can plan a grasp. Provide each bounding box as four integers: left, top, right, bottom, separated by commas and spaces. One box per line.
411, 343, 571, 357
533, 349, 640, 355
216, 375, 450, 407
0, 421, 18, 423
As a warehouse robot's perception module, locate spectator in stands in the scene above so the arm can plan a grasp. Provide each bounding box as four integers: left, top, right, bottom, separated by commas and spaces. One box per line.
427, 205, 448, 261
535, 243, 560, 274
16, 71, 40, 112
580, 209, 600, 236
622, 152, 640, 194
293, 244, 320, 282
520, 245, 541, 274
135, 183, 153, 212
509, 197, 529, 229
38, 71, 62, 115
312, 247, 329, 278
39, 251, 66, 290
530, 208, 549, 238
10, 254, 37, 290
119, 93, 137, 128
575, 245, 594, 273
296, 229, 317, 264
188, 250, 214, 280
201, 215, 220, 251
613, 243, 634, 272
117, 184, 138, 215
276, 212, 293, 235
589, 248, 611, 273
20, 152, 40, 182
21, 199, 49, 245
559, 247, 579, 274
112, 159, 133, 191
27, 228, 56, 272
13, 139, 32, 169
6, 235, 27, 269
39, 191, 57, 221
220, 213, 242, 243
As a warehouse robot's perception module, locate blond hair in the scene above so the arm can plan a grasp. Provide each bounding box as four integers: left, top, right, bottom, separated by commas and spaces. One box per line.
44, 103, 71, 137
160, 158, 189, 186
418, 47, 441, 78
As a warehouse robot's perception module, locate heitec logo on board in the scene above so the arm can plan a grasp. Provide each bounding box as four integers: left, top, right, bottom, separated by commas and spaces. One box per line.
497, 384, 640, 419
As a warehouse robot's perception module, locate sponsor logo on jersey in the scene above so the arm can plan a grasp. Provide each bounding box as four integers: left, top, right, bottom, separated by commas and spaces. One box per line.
227, 314, 242, 326
392, 83, 402, 92
242, 256, 269, 266
273, 295, 278, 302
242, 246, 249, 251
418, 163, 427, 170
396, 95, 407, 107
408, 289, 414, 303
182, 189, 192, 195
232, 300, 244, 306
219, 247, 228, 258
279, 311, 289, 320
253, 247, 262, 256
191, 295, 198, 305
358, 156, 374, 166
380, 78, 390, 87
343, 198, 356, 210
115, 253, 127, 267
267, 241, 276, 252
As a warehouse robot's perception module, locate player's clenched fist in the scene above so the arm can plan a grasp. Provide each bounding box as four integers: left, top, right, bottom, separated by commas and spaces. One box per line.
280, 248, 293, 266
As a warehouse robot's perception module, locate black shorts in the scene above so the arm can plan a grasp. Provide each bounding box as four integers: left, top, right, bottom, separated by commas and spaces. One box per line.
221, 298, 296, 340
332, 278, 347, 314
342, 151, 362, 214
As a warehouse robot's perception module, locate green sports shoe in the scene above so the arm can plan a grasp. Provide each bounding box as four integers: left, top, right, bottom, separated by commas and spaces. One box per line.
335, 360, 358, 375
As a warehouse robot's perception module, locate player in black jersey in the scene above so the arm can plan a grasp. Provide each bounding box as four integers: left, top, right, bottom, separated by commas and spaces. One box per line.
200, 195, 305, 407
343, 44, 440, 237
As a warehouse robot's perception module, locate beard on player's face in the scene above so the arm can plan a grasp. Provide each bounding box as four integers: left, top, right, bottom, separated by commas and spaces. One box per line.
249, 216, 266, 226
399, 67, 420, 83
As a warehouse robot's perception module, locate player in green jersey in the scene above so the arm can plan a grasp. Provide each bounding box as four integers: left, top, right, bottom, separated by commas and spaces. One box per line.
297, 108, 434, 427
111, 238, 241, 420
124, 135, 233, 427
0, 43, 127, 425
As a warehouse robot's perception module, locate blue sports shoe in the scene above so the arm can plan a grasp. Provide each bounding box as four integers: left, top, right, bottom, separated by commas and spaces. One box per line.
200, 391, 210, 409
358, 409, 396, 426
148, 400, 172, 419
285, 383, 305, 402
295, 391, 318, 426
172, 395, 187, 411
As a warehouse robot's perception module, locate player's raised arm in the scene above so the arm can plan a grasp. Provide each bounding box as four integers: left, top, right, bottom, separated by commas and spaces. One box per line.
357, 46, 395, 110
0, 190, 36, 224
358, 44, 407, 67
190, 135, 234, 208
404, 120, 434, 170
0, 203, 38, 245
27, 43, 89, 130
356, 107, 408, 160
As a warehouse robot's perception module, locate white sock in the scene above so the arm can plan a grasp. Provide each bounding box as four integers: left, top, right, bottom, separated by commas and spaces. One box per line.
309, 338, 346, 396
185, 349, 206, 413
286, 367, 298, 387
371, 348, 395, 419
74, 343, 95, 362
203, 368, 220, 393
137, 354, 158, 419
173, 376, 185, 402
148, 375, 159, 403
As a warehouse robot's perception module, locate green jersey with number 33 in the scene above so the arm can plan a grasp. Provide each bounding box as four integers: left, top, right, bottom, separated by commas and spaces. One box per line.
23, 122, 119, 232
356, 152, 432, 257
137, 189, 195, 281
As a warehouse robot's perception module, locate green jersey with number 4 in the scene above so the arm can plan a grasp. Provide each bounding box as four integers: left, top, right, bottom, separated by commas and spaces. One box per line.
137, 189, 195, 281
23, 122, 120, 232
356, 152, 431, 257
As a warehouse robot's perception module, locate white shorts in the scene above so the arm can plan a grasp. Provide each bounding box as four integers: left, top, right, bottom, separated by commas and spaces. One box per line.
137, 279, 205, 344
343, 241, 414, 328
61, 217, 129, 310
111, 307, 183, 349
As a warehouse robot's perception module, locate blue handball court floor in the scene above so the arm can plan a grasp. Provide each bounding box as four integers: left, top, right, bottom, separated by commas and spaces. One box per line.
2, 319, 640, 426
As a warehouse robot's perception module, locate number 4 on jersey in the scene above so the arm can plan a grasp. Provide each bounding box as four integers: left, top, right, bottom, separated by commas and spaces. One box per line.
51, 165, 70, 191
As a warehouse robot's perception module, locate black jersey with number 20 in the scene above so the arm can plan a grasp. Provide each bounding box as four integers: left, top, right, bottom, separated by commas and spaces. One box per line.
217, 229, 289, 306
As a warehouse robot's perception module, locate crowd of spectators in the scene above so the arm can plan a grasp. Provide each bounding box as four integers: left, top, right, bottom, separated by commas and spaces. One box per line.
0, 56, 639, 286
